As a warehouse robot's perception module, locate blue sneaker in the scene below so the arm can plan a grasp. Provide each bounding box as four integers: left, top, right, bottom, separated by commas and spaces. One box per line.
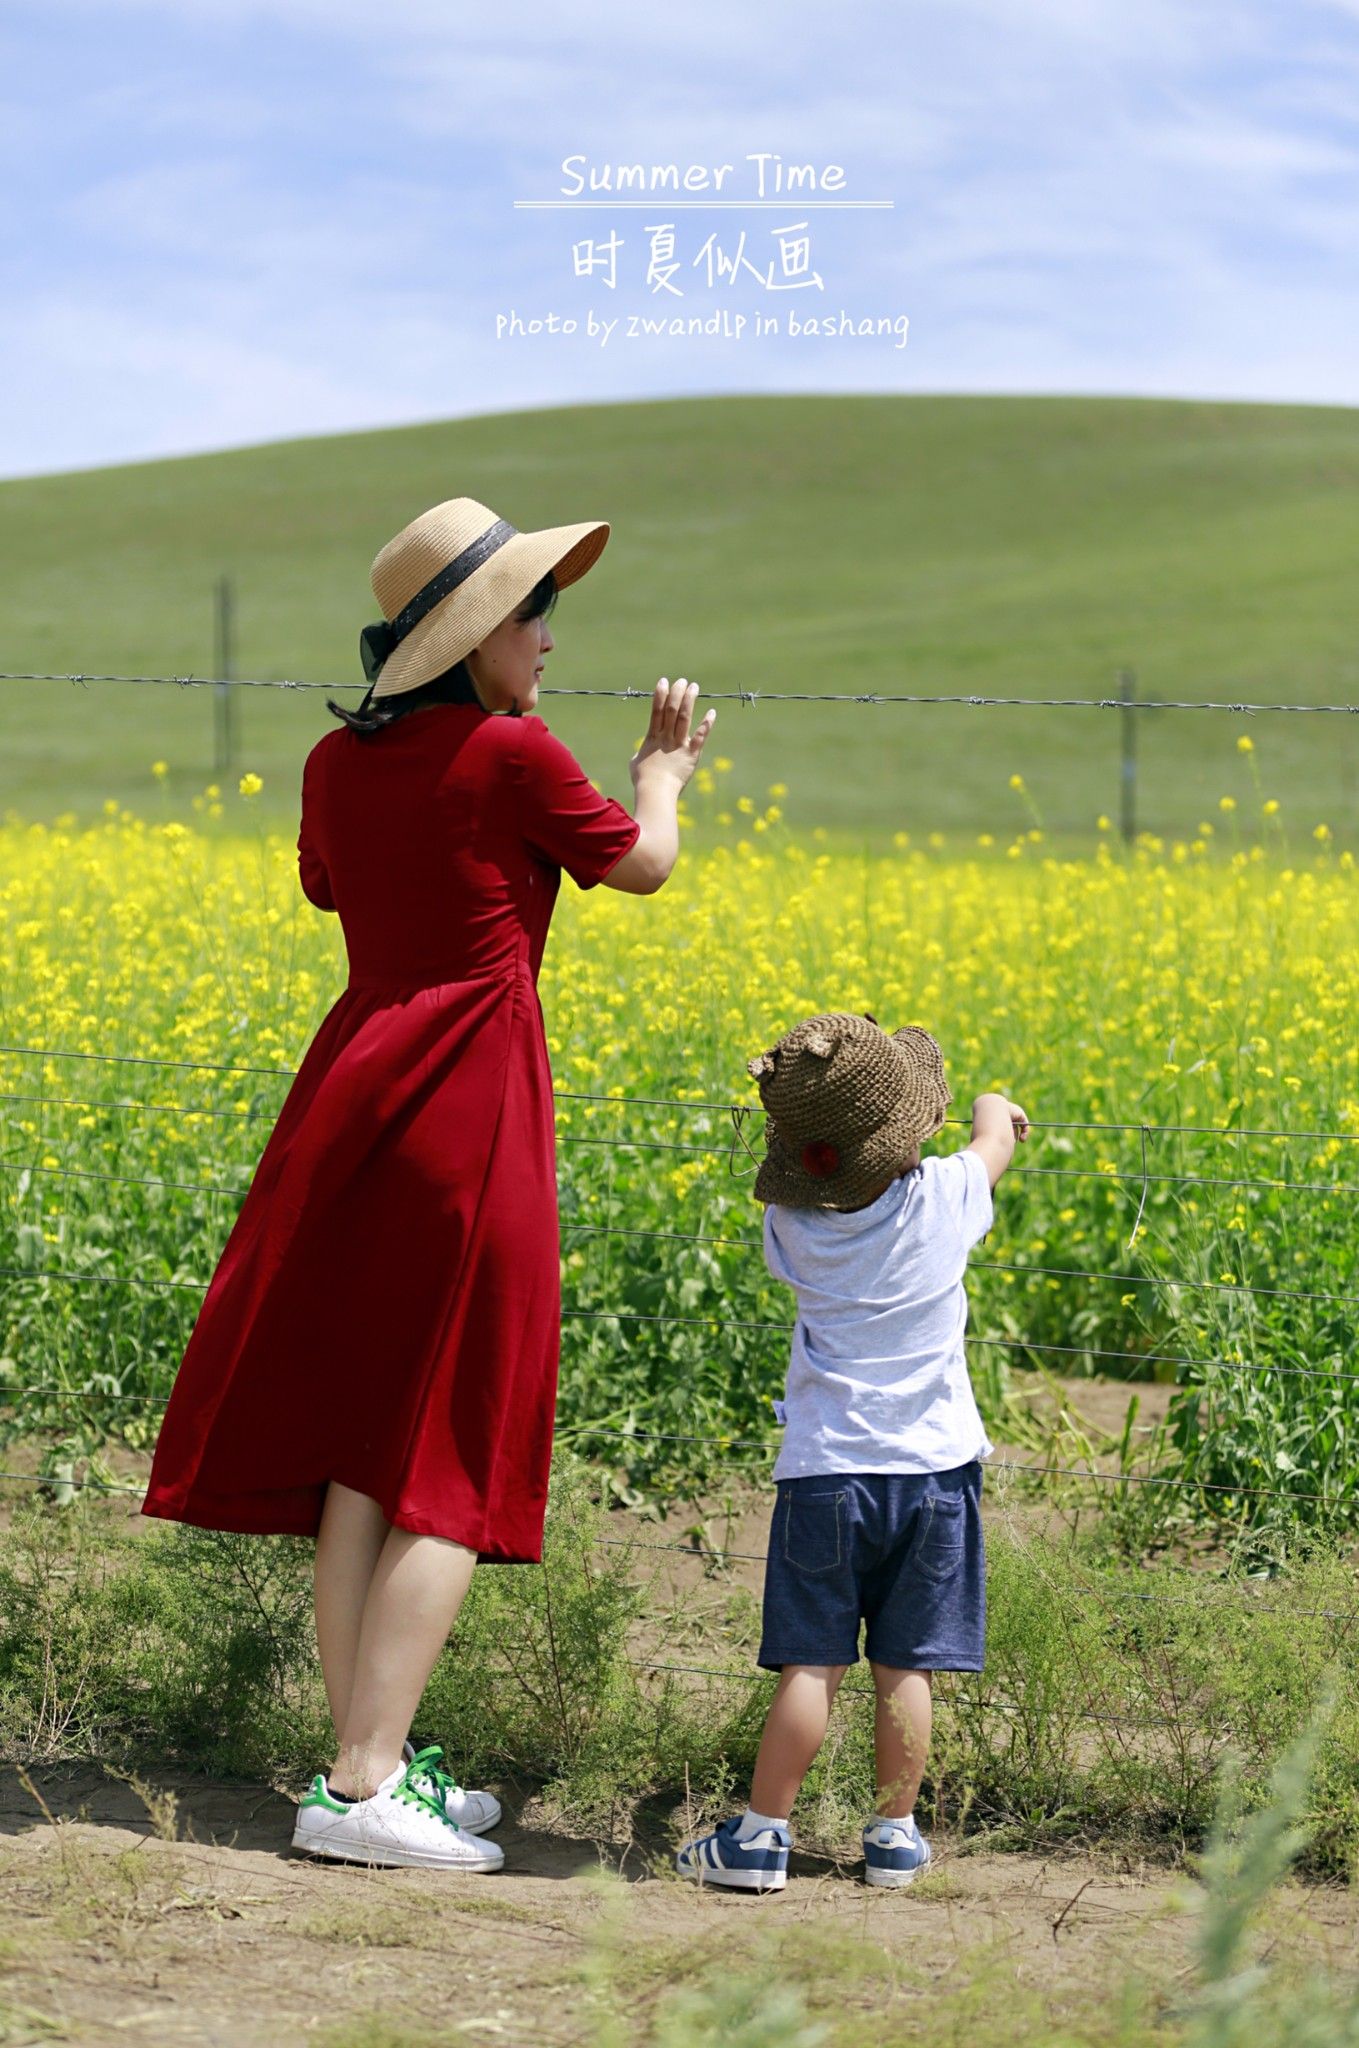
863, 1816, 932, 1888
676, 1815, 790, 1892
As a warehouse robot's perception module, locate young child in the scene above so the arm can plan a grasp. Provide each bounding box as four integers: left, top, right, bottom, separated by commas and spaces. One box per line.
676, 1012, 1027, 1892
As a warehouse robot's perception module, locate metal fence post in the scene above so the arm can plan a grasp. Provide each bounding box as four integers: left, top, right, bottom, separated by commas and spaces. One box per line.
1119, 666, 1137, 844
213, 576, 236, 777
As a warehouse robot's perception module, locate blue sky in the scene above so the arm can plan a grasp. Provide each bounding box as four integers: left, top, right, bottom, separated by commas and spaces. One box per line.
2, 0, 1357, 477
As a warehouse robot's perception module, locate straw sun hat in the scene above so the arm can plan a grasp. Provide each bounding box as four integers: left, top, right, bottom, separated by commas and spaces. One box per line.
747, 1012, 952, 1209
359, 497, 610, 700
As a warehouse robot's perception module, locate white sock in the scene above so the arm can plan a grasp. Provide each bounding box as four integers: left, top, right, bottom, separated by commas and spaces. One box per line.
870, 1812, 913, 1832
736, 1806, 789, 1841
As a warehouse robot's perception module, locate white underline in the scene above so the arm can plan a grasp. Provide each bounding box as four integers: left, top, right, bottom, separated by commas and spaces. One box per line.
514, 200, 894, 209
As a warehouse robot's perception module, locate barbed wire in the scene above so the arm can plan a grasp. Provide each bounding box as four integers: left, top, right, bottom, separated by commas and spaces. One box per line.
4, 670, 1358, 716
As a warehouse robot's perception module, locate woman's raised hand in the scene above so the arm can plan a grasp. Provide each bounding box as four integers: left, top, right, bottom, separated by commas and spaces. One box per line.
629, 677, 717, 794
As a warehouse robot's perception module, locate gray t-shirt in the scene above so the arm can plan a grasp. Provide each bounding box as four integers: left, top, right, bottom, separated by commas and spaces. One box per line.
764, 1148, 996, 1479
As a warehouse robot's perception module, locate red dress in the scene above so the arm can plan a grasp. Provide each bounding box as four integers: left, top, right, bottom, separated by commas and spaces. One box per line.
140, 704, 640, 1562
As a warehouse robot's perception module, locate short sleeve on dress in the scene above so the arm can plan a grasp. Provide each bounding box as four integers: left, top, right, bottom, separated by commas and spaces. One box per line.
513, 717, 641, 890
297, 746, 337, 912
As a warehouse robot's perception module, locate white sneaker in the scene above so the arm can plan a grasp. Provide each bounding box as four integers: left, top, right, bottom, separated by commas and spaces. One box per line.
291, 1756, 505, 1871
400, 1738, 502, 1835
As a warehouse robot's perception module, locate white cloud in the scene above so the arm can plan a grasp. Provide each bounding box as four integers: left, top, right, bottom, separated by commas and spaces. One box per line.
3, 0, 1357, 475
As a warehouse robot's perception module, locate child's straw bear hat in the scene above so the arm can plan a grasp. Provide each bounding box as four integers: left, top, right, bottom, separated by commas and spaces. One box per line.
747, 1012, 951, 1209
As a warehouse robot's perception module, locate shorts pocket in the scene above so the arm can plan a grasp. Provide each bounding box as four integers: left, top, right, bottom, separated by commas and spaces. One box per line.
911, 1492, 966, 1584
782, 1488, 846, 1576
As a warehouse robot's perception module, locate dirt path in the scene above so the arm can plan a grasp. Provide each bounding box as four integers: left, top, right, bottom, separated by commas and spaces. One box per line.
3, 1760, 1350, 2047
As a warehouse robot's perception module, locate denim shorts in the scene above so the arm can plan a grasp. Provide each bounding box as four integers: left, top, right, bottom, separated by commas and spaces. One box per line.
758, 1462, 986, 1673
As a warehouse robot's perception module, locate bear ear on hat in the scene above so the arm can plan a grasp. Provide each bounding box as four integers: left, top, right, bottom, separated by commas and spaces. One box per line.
803, 1030, 834, 1059
747, 1050, 777, 1081
891, 1024, 953, 1107
891, 1024, 940, 1057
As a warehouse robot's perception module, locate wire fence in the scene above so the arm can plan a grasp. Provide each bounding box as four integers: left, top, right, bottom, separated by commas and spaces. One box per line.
2, 1016, 1356, 1666
3, 1025, 1357, 1497
3, 1037, 1355, 1147
4, 666, 1357, 1772
0, 1447, 1351, 1642
2, 699, 1356, 1529
5, 669, 1359, 716
1, 1438, 1354, 1638
0, 1415, 1342, 1516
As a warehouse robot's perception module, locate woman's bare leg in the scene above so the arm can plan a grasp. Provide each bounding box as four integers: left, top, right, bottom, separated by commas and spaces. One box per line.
327, 1522, 477, 1799
314, 1481, 391, 1740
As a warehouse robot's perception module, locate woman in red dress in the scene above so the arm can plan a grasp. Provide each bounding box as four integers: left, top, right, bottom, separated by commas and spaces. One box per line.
141, 496, 714, 1869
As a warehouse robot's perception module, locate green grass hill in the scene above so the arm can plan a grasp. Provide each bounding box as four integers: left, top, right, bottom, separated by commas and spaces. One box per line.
1, 393, 1356, 843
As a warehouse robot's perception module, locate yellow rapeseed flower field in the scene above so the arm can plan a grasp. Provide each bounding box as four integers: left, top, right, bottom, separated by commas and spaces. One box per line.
0, 772, 1355, 1529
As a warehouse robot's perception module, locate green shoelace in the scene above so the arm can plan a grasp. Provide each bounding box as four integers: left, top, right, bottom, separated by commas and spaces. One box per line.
402, 1744, 464, 1825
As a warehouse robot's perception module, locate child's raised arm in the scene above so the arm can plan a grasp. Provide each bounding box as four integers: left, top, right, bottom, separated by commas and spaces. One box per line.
965, 1092, 1030, 1191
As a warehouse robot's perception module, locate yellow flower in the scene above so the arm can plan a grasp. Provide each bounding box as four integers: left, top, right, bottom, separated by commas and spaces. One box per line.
151, 761, 169, 780
1096, 815, 1111, 832
1262, 799, 1279, 817
205, 784, 221, 800
1236, 734, 1254, 754
1219, 796, 1236, 813
714, 756, 733, 774
736, 796, 754, 815
1314, 823, 1332, 843
767, 782, 788, 799
1008, 774, 1025, 792
238, 772, 263, 798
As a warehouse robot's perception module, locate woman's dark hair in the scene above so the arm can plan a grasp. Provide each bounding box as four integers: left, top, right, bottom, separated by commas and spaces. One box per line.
326, 569, 559, 736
